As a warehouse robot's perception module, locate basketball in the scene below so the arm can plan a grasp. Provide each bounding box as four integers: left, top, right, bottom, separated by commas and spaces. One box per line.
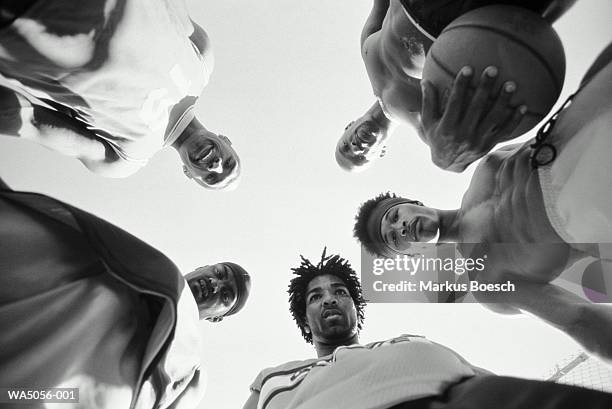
422, 5, 566, 138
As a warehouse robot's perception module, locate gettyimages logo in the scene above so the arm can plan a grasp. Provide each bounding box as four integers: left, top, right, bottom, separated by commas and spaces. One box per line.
372, 254, 486, 276
360, 243, 612, 303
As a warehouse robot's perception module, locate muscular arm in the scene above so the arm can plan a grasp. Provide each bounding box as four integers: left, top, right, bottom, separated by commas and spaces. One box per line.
241, 390, 260, 409
500, 278, 612, 365
542, 0, 578, 24
361, 0, 390, 48
0, 86, 141, 177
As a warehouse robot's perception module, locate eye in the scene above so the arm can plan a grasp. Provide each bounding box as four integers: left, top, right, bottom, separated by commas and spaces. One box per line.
391, 231, 398, 247
392, 210, 399, 223
335, 288, 348, 296
222, 290, 231, 304
308, 293, 321, 303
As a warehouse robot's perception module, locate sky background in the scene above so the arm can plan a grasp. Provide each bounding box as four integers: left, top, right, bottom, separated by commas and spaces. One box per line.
1, 1, 611, 408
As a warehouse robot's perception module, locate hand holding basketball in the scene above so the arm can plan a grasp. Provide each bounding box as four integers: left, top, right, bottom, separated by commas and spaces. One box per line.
419, 5, 566, 172
420, 65, 526, 172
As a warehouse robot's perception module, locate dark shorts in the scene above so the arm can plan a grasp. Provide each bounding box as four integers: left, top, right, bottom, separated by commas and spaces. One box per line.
389, 375, 612, 409
400, 0, 556, 37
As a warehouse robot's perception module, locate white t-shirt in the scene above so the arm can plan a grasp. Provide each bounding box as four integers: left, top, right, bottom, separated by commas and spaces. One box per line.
251, 335, 485, 409
0, 0, 210, 165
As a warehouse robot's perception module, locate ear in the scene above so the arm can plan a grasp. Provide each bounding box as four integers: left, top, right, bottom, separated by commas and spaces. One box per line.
206, 316, 223, 323
218, 134, 232, 146
183, 165, 193, 179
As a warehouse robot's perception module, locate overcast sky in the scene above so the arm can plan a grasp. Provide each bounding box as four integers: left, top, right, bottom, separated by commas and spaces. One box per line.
1, 1, 611, 408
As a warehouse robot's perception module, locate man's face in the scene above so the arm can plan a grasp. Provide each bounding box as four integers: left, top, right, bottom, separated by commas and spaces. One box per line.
185, 263, 239, 321
180, 133, 241, 190
379, 203, 439, 253
304, 274, 358, 344
335, 118, 387, 171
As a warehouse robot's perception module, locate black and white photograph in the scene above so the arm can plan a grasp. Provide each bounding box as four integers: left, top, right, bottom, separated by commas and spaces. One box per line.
1, 0, 611, 408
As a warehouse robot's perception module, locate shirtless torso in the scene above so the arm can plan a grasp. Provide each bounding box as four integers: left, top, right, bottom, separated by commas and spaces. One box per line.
361, 0, 428, 125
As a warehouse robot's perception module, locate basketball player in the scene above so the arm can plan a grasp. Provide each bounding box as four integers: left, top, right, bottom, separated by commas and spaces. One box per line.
353, 43, 612, 363
0, 176, 252, 408
337, 0, 577, 172
0, 0, 240, 189
243, 251, 612, 409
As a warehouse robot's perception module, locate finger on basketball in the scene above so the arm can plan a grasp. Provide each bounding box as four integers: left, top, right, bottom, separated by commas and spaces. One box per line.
440, 66, 472, 126
479, 81, 517, 136
465, 66, 498, 131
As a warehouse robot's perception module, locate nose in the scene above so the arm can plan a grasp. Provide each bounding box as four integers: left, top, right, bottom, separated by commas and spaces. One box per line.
207, 158, 224, 173
351, 140, 367, 154
322, 294, 338, 307
400, 220, 407, 237
209, 277, 219, 294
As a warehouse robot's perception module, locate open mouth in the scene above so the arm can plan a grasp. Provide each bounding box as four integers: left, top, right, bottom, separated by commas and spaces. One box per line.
322, 309, 342, 319
190, 277, 213, 301
355, 130, 376, 147
193, 144, 215, 163
407, 218, 418, 242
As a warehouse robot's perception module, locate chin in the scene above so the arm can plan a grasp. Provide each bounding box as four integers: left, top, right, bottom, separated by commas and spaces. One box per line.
326, 326, 354, 339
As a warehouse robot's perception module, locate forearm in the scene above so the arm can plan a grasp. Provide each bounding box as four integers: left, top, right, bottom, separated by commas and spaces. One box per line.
505, 280, 612, 363
543, 0, 578, 24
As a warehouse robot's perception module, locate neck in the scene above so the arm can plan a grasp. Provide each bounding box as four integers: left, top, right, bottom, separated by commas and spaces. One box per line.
313, 333, 359, 358
171, 117, 208, 150
437, 209, 461, 242
367, 101, 397, 132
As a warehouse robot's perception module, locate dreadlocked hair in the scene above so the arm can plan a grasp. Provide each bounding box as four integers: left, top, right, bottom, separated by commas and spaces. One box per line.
288, 248, 366, 344
354, 192, 425, 255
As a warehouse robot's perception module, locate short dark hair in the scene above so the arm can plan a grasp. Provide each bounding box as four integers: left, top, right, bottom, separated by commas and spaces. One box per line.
288, 249, 366, 344
354, 192, 424, 255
